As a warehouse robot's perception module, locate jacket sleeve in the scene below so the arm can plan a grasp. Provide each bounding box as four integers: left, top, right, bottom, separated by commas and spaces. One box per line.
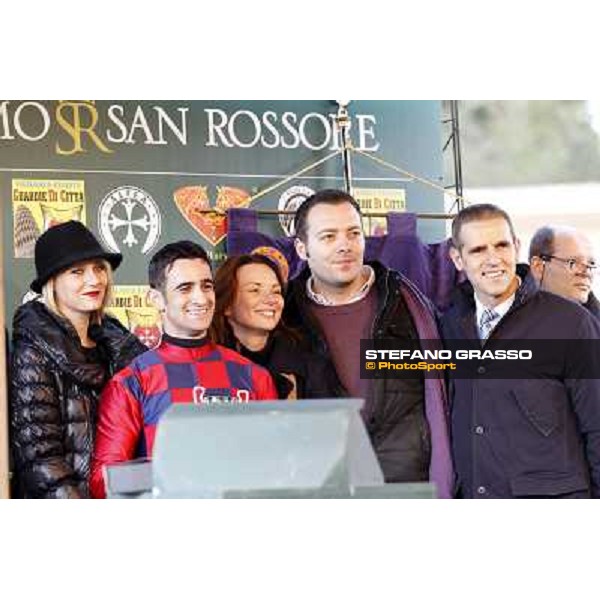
270, 370, 295, 400
90, 374, 143, 498
90, 318, 148, 376
565, 316, 600, 497
10, 342, 83, 498
252, 366, 279, 401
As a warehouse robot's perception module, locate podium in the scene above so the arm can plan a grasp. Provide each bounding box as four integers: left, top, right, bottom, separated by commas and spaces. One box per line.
104, 399, 436, 499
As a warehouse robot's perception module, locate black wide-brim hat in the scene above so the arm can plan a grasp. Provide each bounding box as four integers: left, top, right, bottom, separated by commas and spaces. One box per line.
31, 220, 123, 293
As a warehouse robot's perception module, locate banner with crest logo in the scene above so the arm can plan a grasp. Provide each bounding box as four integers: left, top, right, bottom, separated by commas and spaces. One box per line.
1, 100, 444, 339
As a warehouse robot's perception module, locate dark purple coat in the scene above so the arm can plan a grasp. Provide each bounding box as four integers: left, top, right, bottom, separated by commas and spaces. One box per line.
441, 265, 600, 498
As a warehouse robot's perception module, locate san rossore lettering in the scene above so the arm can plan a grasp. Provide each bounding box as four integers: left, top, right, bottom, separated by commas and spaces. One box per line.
0, 101, 381, 155
204, 108, 380, 151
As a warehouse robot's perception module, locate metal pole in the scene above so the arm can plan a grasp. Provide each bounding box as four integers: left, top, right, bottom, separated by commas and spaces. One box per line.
0, 214, 10, 498
197, 208, 455, 219
336, 101, 353, 195
450, 100, 464, 210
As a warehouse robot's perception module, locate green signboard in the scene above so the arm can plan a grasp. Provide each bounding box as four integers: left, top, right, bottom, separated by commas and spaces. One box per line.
1, 100, 444, 333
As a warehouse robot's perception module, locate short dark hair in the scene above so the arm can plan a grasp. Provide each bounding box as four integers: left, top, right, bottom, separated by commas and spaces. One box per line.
148, 240, 211, 290
528, 226, 555, 260
451, 203, 517, 249
293, 189, 361, 242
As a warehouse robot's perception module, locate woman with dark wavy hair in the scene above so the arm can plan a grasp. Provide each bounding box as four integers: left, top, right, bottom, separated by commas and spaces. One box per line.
212, 254, 339, 400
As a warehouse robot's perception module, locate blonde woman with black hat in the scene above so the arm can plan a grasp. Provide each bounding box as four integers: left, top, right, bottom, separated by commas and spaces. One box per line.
10, 221, 146, 498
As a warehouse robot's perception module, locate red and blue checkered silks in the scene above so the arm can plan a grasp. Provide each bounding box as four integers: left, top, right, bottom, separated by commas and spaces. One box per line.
90, 340, 277, 498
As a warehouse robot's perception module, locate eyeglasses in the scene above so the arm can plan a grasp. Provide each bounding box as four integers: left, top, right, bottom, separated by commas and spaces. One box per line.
542, 255, 598, 274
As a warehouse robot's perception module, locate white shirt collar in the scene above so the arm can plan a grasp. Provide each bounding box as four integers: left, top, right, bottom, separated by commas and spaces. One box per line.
306, 265, 375, 306
474, 276, 521, 329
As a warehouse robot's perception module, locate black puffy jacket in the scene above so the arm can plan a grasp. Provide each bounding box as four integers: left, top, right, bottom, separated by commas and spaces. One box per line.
10, 300, 146, 498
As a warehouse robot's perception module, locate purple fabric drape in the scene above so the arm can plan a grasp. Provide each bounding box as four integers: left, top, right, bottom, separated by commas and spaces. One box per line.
398, 277, 455, 499
226, 208, 461, 311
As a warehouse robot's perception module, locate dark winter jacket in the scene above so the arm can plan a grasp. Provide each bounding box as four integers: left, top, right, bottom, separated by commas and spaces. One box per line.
10, 300, 146, 498
285, 261, 453, 495
584, 292, 600, 321
441, 265, 600, 498
231, 333, 341, 400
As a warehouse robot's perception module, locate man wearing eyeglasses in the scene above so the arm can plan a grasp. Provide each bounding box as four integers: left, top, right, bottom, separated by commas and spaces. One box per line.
529, 226, 600, 319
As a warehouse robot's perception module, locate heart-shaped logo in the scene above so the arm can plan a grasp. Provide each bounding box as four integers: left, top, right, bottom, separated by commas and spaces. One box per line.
173, 185, 251, 246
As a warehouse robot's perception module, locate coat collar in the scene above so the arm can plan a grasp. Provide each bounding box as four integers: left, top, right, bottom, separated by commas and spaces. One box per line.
448, 264, 536, 341
584, 291, 600, 319
451, 263, 536, 314
13, 300, 108, 388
